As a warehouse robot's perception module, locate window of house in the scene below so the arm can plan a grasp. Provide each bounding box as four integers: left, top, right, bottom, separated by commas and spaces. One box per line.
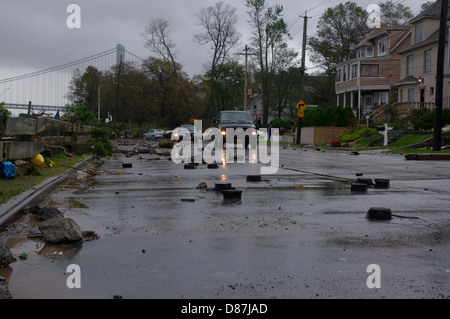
424, 49, 432, 73
399, 89, 403, 103
360, 64, 379, 77
352, 64, 358, 78
380, 92, 388, 105
406, 55, 414, 76
408, 88, 415, 106
378, 38, 387, 56
366, 46, 374, 57
357, 48, 364, 58
336, 69, 341, 82
415, 21, 423, 44
343, 65, 347, 81
430, 87, 434, 95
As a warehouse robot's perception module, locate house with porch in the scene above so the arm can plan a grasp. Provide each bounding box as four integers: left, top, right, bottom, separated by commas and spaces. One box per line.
392, 0, 450, 120
335, 24, 411, 119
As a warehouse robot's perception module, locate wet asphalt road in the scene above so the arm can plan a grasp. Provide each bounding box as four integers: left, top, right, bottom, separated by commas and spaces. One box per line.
2, 142, 450, 299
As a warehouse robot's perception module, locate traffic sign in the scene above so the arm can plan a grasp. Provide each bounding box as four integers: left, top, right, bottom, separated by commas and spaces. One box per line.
189, 118, 196, 123
296, 100, 307, 111
298, 110, 304, 118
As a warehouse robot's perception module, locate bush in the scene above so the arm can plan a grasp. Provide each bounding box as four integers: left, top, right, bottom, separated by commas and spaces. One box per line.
269, 118, 294, 129
337, 125, 378, 143
89, 140, 114, 157
330, 140, 341, 147
0, 102, 11, 117
407, 108, 450, 131
302, 105, 355, 127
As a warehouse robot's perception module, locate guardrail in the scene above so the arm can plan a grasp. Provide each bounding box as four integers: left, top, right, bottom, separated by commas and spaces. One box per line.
0, 115, 93, 161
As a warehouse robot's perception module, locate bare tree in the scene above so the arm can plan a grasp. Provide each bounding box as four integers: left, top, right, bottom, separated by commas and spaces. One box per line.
379, 0, 414, 25
142, 18, 177, 73
245, 0, 289, 125
194, 1, 240, 116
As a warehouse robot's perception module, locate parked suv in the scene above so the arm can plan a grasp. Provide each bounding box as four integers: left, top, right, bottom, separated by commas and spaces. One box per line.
213, 111, 256, 148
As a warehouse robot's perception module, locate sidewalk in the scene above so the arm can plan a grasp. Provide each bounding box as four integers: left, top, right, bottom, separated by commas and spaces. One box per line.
0, 156, 94, 227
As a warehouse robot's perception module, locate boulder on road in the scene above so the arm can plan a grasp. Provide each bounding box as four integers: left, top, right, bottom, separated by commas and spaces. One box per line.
38, 218, 83, 244
0, 240, 14, 268
32, 206, 64, 221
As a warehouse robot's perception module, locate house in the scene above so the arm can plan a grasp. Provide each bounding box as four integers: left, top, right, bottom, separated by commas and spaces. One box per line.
335, 24, 411, 119
393, 0, 450, 118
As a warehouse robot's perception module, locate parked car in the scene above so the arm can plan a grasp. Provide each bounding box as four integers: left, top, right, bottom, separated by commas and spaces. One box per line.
213, 111, 256, 147
163, 130, 173, 138
144, 129, 164, 140
172, 125, 195, 142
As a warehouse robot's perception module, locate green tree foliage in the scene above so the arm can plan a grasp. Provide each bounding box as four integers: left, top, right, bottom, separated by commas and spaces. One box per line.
379, 0, 414, 25
302, 105, 354, 127
67, 66, 102, 113
63, 105, 97, 126
0, 102, 12, 117
407, 108, 450, 131
309, 2, 370, 74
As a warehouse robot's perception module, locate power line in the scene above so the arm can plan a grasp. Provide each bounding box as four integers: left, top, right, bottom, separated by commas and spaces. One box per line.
0, 48, 117, 83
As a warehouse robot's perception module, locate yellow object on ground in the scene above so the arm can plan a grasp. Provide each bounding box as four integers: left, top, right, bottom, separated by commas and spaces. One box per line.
31, 154, 54, 168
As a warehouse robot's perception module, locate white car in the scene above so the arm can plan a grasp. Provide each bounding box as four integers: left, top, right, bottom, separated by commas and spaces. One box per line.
144, 129, 164, 140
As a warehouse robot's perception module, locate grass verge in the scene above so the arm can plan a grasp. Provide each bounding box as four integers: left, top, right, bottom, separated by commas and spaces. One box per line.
0, 153, 89, 204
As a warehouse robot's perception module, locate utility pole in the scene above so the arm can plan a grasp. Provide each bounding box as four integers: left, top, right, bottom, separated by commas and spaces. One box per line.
296, 12, 309, 145
237, 45, 256, 111
114, 54, 123, 132
98, 85, 101, 122
433, 0, 447, 151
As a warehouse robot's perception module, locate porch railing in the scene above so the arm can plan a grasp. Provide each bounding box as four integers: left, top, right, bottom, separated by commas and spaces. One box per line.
370, 102, 436, 124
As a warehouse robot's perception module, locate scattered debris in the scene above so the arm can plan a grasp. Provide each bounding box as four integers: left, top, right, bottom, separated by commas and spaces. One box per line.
197, 182, 207, 190
351, 183, 368, 192
222, 189, 242, 200
247, 175, 262, 182
214, 183, 233, 191
367, 207, 392, 220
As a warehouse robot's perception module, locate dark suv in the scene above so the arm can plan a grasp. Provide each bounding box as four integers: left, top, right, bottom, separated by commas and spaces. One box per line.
213, 111, 256, 147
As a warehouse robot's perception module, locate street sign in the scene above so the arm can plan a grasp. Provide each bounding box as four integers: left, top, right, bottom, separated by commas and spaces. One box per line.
298, 110, 304, 118
189, 118, 196, 123
296, 100, 307, 111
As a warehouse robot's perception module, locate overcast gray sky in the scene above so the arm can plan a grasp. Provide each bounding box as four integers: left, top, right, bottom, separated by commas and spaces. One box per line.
0, 0, 424, 80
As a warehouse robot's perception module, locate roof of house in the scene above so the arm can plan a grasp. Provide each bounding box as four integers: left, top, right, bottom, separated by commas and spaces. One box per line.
410, 0, 450, 24
394, 75, 419, 87
355, 24, 410, 49
398, 29, 440, 54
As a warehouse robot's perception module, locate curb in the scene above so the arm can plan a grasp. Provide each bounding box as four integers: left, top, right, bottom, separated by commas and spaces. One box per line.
405, 153, 450, 161
0, 156, 95, 227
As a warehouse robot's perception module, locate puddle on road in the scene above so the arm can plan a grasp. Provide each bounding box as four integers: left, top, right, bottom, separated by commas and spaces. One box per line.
68, 198, 89, 209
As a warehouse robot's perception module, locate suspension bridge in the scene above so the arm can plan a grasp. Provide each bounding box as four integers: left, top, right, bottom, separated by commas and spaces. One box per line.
0, 44, 145, 115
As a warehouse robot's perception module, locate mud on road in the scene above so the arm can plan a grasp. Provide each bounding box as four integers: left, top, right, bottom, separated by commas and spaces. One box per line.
1, 139, 449, 299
